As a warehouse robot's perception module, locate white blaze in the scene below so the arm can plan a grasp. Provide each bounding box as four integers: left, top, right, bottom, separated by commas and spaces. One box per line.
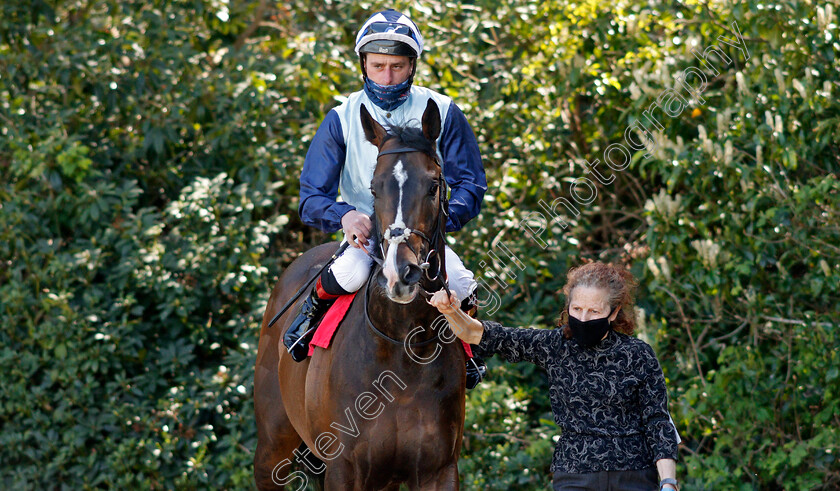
383, 159, 408, 289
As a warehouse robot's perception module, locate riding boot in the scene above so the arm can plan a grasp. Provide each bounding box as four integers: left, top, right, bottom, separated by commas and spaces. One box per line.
461, 293, 488, 390
283, 288, 335, 362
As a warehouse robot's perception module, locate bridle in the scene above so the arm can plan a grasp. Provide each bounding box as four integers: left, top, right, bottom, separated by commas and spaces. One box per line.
364, 144, 453, 347
369, 145, 451, 298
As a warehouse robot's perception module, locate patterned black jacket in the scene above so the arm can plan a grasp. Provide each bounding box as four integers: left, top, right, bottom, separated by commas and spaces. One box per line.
475, 321, 679, 473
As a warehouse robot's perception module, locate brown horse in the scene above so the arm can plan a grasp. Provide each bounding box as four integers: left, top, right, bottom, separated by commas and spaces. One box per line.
254, 99, 467, 490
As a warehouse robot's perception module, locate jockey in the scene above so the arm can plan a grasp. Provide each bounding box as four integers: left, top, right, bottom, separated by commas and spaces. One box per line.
286, 9, 488, 388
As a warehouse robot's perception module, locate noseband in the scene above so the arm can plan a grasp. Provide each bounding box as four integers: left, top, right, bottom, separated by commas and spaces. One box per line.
372, 145, 450, 295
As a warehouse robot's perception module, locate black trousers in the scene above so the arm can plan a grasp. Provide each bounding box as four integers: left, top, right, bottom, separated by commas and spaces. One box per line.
552, 466, 658, 491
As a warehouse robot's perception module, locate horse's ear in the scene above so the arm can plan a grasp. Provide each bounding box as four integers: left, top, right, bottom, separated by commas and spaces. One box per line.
421, 99, 441, 143
360, 103, 387, 147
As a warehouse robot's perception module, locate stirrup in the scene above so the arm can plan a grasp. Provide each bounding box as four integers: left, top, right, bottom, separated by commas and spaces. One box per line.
287, 324, 319, 362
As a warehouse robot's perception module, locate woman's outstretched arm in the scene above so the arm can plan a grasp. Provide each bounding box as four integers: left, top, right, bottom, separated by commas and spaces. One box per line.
428, 289, 557, 368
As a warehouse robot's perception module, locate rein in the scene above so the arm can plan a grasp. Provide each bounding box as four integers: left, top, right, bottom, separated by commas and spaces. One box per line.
362, 267, 441, 348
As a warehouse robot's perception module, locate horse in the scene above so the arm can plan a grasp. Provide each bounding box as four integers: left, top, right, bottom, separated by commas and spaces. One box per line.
254, 99, 467, 490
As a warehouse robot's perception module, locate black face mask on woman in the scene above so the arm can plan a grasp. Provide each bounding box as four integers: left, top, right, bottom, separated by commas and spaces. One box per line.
568, 309, 613, 348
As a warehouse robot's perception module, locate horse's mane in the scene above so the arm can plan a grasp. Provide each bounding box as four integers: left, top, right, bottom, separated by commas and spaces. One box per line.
382, 123, 436, 158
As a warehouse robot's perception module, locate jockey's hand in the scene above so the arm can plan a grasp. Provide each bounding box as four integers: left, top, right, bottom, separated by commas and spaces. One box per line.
341, 210, 372, 252
428, 289, 459, 316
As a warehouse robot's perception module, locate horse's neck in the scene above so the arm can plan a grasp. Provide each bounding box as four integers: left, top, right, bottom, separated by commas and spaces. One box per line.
367, 287, 441, 343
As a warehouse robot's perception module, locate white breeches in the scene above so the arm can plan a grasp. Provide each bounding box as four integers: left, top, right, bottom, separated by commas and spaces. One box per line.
328, 241, 477, 302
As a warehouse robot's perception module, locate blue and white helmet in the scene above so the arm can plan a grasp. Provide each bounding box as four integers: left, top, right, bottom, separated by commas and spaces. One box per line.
354, 9, 424, 58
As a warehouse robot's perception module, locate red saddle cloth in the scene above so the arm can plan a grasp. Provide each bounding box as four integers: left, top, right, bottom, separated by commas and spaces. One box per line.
307, 292, 474, 358
308, 292, 358, 356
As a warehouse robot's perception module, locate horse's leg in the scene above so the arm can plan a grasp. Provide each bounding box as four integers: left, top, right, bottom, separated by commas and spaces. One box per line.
253, 397, 303, 489
254, 340, 304, 490
322, 470, 400, 491
409, 463, 459, 491
253, 414, 303, 489
322, 459, 403, 491
321, 459, 356, 491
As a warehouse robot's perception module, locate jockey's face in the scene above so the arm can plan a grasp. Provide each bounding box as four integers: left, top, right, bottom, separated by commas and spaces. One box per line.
365, 53, 413, 86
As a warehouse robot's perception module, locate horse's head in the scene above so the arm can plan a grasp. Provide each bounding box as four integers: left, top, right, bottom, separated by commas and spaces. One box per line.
360, 99, 446, 304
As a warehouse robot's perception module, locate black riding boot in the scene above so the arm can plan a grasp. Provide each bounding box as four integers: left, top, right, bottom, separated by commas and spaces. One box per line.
283, 289, 335, 362
461, 294, 487, 390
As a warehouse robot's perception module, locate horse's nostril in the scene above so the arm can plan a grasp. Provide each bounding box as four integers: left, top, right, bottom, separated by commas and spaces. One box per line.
401, 264, 422, 285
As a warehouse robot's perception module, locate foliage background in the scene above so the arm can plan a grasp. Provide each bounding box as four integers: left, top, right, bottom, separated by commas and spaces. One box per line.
1, 0, 838, 489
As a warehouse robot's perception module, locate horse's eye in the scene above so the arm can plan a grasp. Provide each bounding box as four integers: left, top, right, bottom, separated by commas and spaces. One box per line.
428, 182, 439, 196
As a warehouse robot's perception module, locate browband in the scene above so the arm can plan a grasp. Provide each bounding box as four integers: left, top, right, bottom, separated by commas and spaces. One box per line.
378, 146, 430, 157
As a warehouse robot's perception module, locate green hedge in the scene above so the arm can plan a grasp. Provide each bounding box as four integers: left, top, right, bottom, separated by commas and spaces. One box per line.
2, 0, 838, 489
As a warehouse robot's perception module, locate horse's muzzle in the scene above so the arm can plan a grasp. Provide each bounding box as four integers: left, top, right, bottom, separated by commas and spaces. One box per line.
379, 255, 422, 304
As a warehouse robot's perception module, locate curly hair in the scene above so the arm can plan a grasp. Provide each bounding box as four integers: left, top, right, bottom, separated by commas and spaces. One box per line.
557, 262, 638, 338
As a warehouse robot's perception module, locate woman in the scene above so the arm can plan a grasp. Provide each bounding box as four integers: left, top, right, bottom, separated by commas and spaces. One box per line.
429, 262, 680, 491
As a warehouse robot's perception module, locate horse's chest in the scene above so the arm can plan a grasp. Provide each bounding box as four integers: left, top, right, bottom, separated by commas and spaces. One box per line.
308, 370, 461, 463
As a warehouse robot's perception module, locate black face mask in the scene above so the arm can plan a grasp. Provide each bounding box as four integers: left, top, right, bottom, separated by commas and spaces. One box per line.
568, 309, 613, 348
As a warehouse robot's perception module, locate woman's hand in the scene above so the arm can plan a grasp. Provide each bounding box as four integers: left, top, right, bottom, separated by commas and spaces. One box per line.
427, 289, 484, 344
428, 290, 459, 315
